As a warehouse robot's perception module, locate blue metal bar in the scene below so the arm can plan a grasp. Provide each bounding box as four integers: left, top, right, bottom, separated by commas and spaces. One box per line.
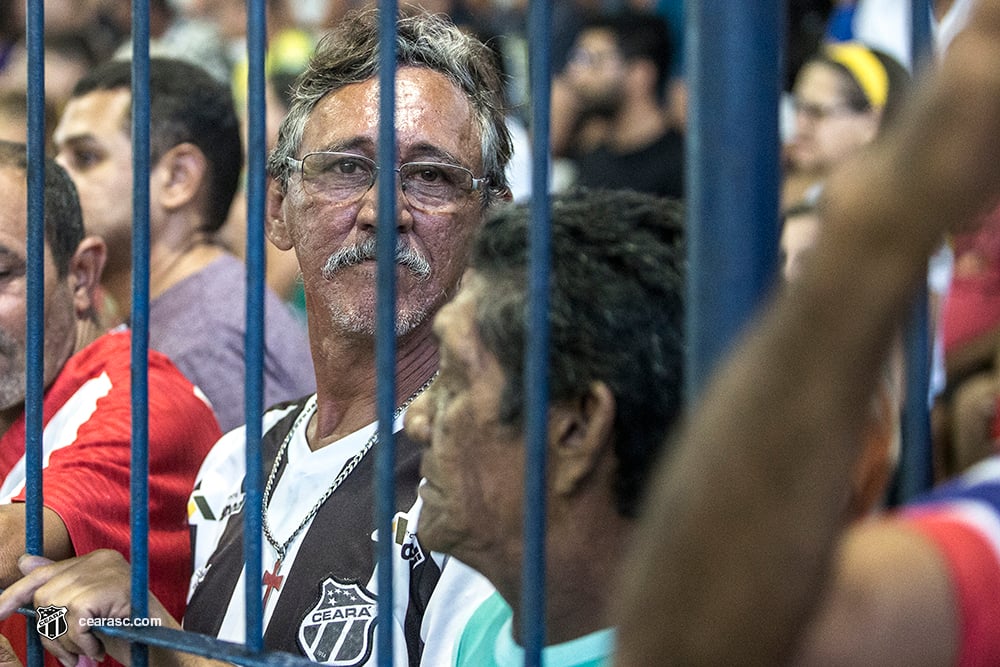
23, 0, 45, 575
130, 4, 151, 667
97, 626, 319, 667
13, 603, 318, 667
97, 626, 320, 667
243, 0, 268, 651
911, 0, 933, 70
899, 298, 933, 500
684, 2, 782, 400
23, 0, 44, 566
375, 3, 398, 665
522, 1, 553, 664
24, 1, 45, 666
896, 0, 935, 502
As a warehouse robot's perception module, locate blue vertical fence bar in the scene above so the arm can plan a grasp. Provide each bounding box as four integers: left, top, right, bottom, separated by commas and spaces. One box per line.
243, 0, 268, 651
375, 2, 398, 665
130, 3, 151, 667
522, 0, 552, 665
684, 3, 782, 399
896, 0, 935, 502
911, 0, 933, 65
24, 1, 44, 665
19, 5, 571, 667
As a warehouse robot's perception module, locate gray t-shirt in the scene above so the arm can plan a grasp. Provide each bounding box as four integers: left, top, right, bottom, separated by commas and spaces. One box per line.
149, 253, 315, 432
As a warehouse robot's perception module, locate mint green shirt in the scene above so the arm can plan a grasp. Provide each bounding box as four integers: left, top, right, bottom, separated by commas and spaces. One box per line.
453, 591, 615, 667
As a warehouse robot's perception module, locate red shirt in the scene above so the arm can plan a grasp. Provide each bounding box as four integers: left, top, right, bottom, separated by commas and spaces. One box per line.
0, 331, 222, 664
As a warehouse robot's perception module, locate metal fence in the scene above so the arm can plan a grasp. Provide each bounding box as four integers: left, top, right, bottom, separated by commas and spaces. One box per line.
19, 1, 934, 666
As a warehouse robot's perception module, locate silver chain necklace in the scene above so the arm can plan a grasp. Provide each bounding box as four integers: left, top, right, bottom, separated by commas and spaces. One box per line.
260, 373, 437, 605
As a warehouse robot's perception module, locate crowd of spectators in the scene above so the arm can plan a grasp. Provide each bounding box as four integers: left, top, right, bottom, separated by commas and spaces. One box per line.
4, 1, 1000, 664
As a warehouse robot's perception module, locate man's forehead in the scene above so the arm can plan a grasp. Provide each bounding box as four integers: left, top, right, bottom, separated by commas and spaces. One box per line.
56, 89, 130, 141
300, 68, 478, 162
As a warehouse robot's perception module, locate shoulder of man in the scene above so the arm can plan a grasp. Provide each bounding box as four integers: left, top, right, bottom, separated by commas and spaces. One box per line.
188, 396, 314, 571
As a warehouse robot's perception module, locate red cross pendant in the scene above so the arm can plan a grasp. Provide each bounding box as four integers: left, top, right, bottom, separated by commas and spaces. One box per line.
262, 558, 284, 607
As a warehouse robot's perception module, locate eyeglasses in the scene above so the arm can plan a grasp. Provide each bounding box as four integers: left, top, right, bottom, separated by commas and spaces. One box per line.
568, 47, 623, 70
286, 151, 489, 213
792, 98, 860, 122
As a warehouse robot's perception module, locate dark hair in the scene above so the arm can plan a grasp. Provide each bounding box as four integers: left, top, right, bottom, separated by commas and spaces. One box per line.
268, 8, 513, 207
70, 57, 244, 233
470, 188, 685, 518
0, 140, 84, 277
584, 10, 674, 102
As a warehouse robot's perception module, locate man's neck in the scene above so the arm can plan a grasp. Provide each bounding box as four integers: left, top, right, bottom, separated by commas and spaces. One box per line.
98, 234, 227, 324
308, 323, 439, 450
149, 238, 226, 300
504, 503, 631, 647
99, 267, 131, 330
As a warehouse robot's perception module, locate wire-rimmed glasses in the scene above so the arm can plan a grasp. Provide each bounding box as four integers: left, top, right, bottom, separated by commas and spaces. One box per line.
286, 151, 488, 213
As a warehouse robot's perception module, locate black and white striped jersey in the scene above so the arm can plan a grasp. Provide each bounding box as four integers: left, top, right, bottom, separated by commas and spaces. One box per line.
184, 394, 493, 666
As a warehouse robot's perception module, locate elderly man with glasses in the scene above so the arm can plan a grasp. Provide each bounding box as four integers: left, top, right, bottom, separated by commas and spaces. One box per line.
0, 8, 513, 667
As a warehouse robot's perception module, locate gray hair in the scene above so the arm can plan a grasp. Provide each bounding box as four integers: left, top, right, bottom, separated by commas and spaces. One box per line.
267, 8, 513, 208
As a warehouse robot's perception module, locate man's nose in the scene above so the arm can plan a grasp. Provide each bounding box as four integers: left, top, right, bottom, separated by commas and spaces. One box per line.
355, 176, 415, 234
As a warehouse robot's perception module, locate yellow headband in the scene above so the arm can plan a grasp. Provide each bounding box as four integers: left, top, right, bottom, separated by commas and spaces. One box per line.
823, 42, 888, 110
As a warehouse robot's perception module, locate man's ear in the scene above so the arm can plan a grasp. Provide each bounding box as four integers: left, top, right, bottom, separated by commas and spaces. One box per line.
266, 178, 293, 251
154, 142, 207, 211
69, 235, 107, 321
548, 381, 616, 497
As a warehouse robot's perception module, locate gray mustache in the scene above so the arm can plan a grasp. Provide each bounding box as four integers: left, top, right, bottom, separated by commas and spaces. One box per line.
322, 237, 431, 280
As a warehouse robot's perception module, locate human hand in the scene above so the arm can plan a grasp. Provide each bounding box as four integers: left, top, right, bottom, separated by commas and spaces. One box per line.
0, 550, 133, 666
0, 634, 21, 667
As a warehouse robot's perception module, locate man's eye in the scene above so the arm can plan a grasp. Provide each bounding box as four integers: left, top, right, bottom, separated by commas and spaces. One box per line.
319, 157, 372, 180
0, 265, 25, 282
333, 159, 362, 174
71, 150, 101, 170
414, 166, 445, 183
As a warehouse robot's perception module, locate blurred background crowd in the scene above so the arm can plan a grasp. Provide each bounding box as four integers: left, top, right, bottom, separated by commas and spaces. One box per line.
4, 0, 996, 498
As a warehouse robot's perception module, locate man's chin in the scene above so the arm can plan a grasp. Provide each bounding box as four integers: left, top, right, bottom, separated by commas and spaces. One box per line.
413, 493, 448, 553
326, 307, 431, 338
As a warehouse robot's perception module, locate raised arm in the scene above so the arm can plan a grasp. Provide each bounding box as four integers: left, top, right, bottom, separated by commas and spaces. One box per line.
614, 2, 1000, 664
